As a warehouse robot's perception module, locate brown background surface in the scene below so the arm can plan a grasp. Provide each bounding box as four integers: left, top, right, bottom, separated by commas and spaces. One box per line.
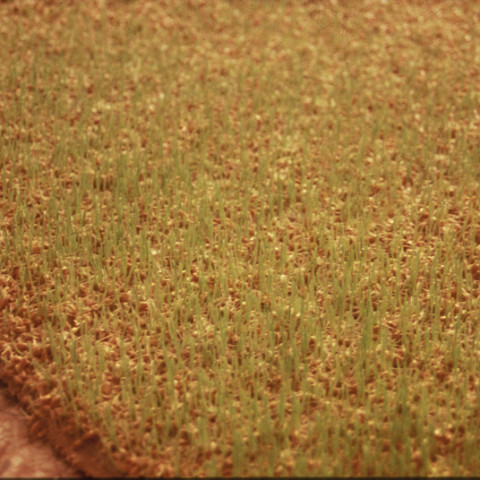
0, 381, 84, 478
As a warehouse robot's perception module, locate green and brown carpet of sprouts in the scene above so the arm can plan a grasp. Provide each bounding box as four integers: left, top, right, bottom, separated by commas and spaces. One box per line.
1, 0, 480, 476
